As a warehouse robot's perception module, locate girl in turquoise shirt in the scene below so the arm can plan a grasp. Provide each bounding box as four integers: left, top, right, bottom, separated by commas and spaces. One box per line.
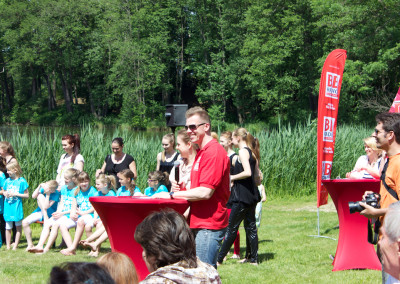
3, 161, 29, 250
116, 169, 141, 196
144, 171, 169, 197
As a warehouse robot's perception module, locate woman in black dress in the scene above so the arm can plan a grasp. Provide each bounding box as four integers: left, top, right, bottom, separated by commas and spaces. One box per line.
217, 128, 261, 265
96, 138, 137, 188
156, 133, 179, 174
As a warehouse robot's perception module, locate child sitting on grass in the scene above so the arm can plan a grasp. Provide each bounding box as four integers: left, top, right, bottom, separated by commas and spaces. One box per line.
22, 180, 59, 251
29, 168, 79, 254
60, 172, 100, 256
3, 161, 29, 250
116, 169, 141, 197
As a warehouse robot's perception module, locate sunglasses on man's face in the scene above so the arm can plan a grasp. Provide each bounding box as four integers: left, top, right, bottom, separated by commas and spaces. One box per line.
185, 123, 206, 131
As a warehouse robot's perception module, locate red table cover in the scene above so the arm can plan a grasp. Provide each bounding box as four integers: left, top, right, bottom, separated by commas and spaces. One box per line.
322, 179, 381, 271
90, 196, 190, 281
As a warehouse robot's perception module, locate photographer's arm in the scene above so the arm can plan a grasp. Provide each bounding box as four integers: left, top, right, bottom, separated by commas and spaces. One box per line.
359, 202, 387, 219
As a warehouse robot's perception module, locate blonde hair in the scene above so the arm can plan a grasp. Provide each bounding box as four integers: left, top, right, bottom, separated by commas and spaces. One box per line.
47, 180, 59, 191
119, 169, 137, 196
75, 171, 91, 195
364, 136, 383, 156
233, 128, 260, 161
97, 252, 139, 284
96, 174, 117, 192
6, 161, 22, 177
148, 171, 170, 187
220, 131, 232, 141
177, 130, 198, 151
161, 133, 175, 162
0, 141, 15, 157
63, 168, 80, 186
185, 106, 211, 124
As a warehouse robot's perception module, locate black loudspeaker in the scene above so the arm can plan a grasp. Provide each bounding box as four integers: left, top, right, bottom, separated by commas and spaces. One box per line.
165, 104, 188, 127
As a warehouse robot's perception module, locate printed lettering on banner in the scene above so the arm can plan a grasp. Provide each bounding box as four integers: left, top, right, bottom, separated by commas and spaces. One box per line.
323, 147, 333, 154
323, 116, 335, 142
325, 72, 340, 99
322, 161, 332, 180
325, 103, 336, 111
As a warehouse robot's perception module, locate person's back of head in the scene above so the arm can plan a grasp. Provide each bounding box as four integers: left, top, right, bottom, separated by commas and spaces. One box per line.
97, 252, 139, 284
49, 262, 115, 284
134, 209, 197, 270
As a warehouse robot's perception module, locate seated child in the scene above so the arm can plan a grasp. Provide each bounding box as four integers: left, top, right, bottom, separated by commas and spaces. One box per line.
28, 168, 79, 254
144, 171, 169, 197
22, 180, 59, 251
116, 169, 141, 197
61, 173, 115, 256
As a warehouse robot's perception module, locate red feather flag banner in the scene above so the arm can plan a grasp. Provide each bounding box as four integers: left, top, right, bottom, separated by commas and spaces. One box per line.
389, 87, 400, 113
316, 49, 347, 207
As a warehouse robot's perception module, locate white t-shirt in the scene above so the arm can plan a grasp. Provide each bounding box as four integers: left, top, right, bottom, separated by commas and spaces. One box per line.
351, 155, 381, 179
56, 153, 84, 185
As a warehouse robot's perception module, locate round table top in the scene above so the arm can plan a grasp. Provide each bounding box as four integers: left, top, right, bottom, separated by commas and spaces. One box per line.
90, 196, 190, 205
322, 179, 380, 184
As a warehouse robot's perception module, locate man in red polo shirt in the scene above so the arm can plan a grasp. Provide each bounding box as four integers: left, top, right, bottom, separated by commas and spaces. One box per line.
154, 107, 230, 268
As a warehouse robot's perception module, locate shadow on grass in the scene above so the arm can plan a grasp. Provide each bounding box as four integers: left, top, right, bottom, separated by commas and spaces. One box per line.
322, 225, 339, 234
259, 252, 275, 263
259, 239, 273, 244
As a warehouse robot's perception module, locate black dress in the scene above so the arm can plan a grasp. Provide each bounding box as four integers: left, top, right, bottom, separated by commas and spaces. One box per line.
104, 154, 135, 188
159, 152, 179, 174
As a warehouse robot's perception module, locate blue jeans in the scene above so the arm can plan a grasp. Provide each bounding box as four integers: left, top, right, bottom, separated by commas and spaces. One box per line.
193, 228, 226, 269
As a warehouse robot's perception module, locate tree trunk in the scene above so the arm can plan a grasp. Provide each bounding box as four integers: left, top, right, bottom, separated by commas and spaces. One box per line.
43, 70, 56, 110
86, 78, 97, 117
59, 69, 73, 113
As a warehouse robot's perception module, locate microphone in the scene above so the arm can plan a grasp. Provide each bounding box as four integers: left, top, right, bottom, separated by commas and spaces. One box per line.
173, 160, 181, 183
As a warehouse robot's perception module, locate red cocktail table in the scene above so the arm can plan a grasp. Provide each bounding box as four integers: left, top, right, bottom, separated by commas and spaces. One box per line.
322, 179, 381, 271
90, 196, 190, 281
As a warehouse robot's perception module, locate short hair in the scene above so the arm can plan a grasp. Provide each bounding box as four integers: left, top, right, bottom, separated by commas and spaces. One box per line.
185, 106, 210, 124
384, 202, 400, 243
6, 161, 22, 177
48, 262, 115, 284
97, 252, 139, 284
376, 112, 400, 144
134, 210, 197, 270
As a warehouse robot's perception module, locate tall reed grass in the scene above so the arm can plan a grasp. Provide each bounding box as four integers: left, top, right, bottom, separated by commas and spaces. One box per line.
0, 122, 373, 215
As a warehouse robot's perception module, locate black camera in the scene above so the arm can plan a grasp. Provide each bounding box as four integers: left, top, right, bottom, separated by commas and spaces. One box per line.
348, 193, 380, 214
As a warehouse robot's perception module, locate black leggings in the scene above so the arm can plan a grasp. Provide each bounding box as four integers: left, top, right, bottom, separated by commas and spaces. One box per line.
217, 202, 258, 263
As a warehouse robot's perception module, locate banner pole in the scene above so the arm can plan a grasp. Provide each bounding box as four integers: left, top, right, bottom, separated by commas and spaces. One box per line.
309, 208, 336, 240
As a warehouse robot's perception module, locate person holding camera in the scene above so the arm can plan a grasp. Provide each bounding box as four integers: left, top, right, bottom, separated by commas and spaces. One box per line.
360, 113, 400, 283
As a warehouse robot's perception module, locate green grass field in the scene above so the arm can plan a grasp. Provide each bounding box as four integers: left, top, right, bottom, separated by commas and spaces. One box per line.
0, 197, 380, 284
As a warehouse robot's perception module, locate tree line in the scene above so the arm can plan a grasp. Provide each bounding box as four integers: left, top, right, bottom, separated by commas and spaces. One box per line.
0, 0, 399, 126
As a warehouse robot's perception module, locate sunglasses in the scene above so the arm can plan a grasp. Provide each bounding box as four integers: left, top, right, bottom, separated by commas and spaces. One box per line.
185, 123, 206, 131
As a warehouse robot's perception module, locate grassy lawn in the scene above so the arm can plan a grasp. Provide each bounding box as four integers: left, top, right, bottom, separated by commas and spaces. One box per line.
0, 196, 380, 284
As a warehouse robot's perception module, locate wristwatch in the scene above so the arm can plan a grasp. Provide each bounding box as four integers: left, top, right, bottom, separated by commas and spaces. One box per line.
169, 191, 174, 199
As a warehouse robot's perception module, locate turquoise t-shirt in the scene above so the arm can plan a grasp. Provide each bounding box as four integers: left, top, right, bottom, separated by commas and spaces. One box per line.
3, 177, 29, 222
144, 184, 168, 197
76, 186, 97, 217
60, 185, 78, 218
32, 188, 61, 220
0, 172, 6, 214
96, 190, 117, 197
117, 186, 141, 196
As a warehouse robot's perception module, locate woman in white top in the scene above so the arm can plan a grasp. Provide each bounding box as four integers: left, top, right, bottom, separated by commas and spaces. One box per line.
56, 134, 84, 186
170, 130, 198, 191
346, 136, 383, 179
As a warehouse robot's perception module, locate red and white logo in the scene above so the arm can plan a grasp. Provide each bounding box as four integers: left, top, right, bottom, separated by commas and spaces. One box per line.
325, 103, 336, 111
323, 116, 335, 142
322, 161, 332, 180
325, 72, 340, 99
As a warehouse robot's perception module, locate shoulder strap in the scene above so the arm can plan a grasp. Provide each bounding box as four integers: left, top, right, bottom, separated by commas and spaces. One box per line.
381, 160, 399, 200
